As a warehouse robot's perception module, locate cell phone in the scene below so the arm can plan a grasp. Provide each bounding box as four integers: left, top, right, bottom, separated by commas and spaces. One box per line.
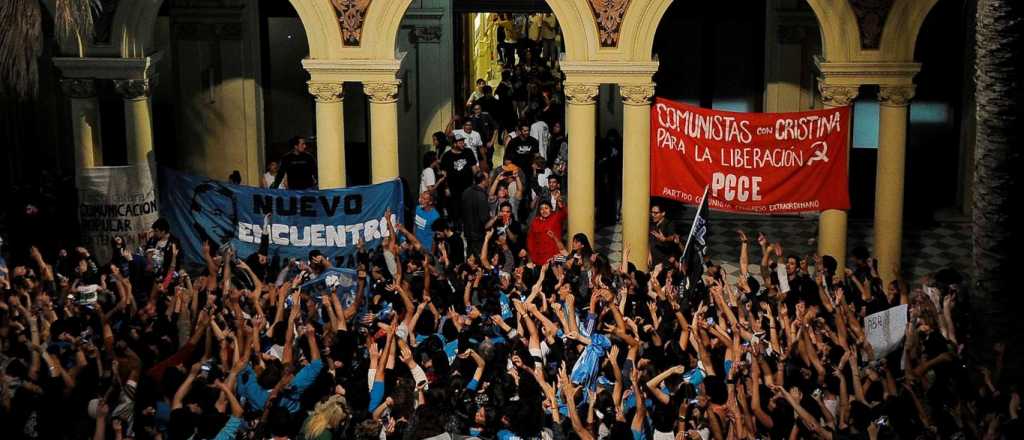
812, 388, 822, 399
199, 362, 212, 379
875, 416, 888, 426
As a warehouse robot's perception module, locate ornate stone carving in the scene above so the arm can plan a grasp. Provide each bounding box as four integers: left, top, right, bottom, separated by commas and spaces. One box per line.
620, 84, 655, 106
365, 81, 399, 104
114, 79, 152, 99
308, 82, 345, 103
60, 79, 97, 98
878, 85, 916, 107
587, 0, 631, 47
818, 82, 859, 107
412, 26, 442, 43
564, 83, 600, 105
848, 0, 895, 50
331, 0, 373, 46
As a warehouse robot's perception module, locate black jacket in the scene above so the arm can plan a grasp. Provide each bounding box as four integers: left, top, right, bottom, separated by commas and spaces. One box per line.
461, 185, 490, 241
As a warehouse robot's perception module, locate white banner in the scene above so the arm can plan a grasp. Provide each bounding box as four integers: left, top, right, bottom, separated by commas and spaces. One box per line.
863, 304, 908, 359
78, 164, 160, 263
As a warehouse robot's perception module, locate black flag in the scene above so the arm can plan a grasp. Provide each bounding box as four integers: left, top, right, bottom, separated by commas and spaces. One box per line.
681, 186, 711, 290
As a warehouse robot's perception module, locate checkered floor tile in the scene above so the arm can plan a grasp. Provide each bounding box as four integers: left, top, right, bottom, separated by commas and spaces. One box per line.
594, 217, 973, 282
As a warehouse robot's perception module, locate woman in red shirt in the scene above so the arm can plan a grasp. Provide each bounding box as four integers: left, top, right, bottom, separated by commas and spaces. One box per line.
526, 199, 567, 264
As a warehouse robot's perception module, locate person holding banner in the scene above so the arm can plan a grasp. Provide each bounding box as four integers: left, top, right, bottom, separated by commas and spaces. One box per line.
272, 136, 318, 190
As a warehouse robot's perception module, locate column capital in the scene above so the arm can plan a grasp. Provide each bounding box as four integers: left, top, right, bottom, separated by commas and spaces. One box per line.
114, 79, 153, 100
620, 84, 656, 106
817, 82, 859, 107
564, 83, 600, 105
60, 78, 97, 98
878, 85, 916, 107
365, 81, 400, 104
308, 82, 345, 103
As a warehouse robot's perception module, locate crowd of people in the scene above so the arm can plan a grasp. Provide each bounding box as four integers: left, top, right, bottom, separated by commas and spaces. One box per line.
0, 181, 1020, 439
0, 11, 1017, 440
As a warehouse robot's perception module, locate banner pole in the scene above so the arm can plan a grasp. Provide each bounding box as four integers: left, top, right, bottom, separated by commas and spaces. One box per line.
681, 185, 711, 259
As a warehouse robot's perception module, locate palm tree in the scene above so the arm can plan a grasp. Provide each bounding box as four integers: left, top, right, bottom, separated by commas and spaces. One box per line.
0, 0, 98, 101
974, 0, 1023, 367
0, 0, 43, 100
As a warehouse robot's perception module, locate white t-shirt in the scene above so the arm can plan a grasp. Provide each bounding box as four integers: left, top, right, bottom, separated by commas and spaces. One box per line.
420, 167, 436, 194
530, 121, 550, 161
455, 129, 484, 153
263, 172, 283, 188
535, 168, 553, 195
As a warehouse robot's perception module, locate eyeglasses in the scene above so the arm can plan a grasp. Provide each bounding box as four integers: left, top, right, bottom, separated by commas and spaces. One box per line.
650, 211, 662, 215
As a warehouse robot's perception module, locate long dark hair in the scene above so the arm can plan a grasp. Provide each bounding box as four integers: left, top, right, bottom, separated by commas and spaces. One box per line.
432, 131, 449, 153
572, 233, 592, 253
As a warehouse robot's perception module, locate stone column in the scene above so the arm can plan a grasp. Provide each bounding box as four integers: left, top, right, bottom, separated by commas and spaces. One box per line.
875, 85, 915, 286
114, 79, 155, 164
308, 82, 347, 188
816, 82, 859, 270
564, 83, 600, 243
61, 79, 104, 172
365, 81, 401, 183
620, 83, 655, 269
765, 21, 811, 112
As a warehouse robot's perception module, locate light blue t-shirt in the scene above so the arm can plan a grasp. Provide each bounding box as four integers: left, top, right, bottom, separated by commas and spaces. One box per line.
414, 205, 440, 250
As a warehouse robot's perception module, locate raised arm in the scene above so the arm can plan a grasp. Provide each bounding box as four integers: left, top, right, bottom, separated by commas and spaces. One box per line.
645, 365, 686, 405
282, 290, 301, 366
559, 362, 594, 440
631, 367, 647, 435
173, 362, 204, 409
773, 385, 832, 440
738, 230, 750, 278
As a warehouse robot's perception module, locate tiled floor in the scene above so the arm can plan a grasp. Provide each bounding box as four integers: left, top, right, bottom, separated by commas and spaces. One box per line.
594, 217, 973, 282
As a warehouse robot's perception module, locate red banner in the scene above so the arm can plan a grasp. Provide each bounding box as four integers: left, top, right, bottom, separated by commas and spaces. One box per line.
650, 98, 851, 214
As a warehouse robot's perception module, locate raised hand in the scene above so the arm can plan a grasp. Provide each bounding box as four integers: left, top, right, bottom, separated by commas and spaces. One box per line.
399, 340, 415, 365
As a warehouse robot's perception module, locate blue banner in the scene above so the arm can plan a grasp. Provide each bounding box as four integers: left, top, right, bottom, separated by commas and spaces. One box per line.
299, 267, 359, 299
159, 168, 404, 269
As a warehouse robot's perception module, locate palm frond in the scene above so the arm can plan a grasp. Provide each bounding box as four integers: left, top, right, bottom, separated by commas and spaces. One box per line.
55, 0, 96, 48
0, 0, 43, 101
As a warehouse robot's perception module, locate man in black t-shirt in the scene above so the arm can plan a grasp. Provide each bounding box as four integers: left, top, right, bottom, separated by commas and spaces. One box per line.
272, 136, 317, 189
504, 124, 540, 176
440, 137, 478, 226
649, 202, 679, 266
